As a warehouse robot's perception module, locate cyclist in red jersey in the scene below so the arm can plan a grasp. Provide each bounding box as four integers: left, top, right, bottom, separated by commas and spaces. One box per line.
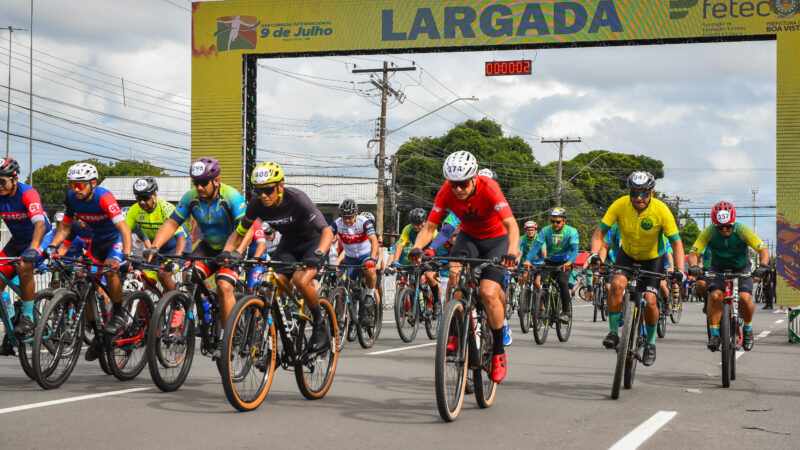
409, 151, 519, 383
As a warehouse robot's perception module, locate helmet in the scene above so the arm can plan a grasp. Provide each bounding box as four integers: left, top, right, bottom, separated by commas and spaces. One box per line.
627, 171, 656, 190
132, 177, 158, 196
359, 211, 375, 224
66, 162, 98, 181
551, 207, 567, 218
251, 162, 284, 185
261, 221, 274, 234
190, 157, 221, 181
711, 201, 736, 226
409, 208, 427, 226
338, 198, 358, 217
0, 158, 20, 177
478, 168, 497, 181
120, 206, 130, 219
53, 211, 66, 223
524, 220, 538, 230
442, 151, 478, 181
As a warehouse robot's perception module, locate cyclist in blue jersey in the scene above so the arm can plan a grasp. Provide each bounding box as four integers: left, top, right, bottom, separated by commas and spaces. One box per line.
54, 212, 92, 258
523, 207, 579, 323
144, 157, 250, 329
45, 162, 133, 359
0, 158, 54, 335
518, 220, 543, 290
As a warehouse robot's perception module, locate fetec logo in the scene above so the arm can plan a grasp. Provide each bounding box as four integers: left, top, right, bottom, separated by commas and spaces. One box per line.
671, 0, 794, 19
215, 16, 261, 51
669, 0, 699, 19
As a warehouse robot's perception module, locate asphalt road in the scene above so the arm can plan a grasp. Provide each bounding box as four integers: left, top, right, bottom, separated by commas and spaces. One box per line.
1, 301, 797, 449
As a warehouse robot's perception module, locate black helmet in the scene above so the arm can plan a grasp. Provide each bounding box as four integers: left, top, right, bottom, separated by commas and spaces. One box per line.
0, 158, 20, 178
261, 221, 274, 234
338, 198, 358, 217
133, 177, 158, 196
627, 171, 656, 190
409, 208, 427, 226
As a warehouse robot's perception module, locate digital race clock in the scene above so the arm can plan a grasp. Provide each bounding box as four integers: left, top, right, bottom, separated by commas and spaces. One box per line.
484, 60, 532, 76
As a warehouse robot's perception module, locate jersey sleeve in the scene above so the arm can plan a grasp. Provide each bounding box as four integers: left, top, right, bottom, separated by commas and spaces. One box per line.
658, 201, 680, 242
98, 192, 125, 224
600, 197, 624, 231
396, 225, 413, 248
364, 220, 376, 237
734, 223, 764, 251
253, 219, 266, 243
484, 179, 513, 221
690, 225, 715, 255
567, 228, 580, 263
430, 223, 455, 252
21, 188, 46, 223
527, 231, 546, 262
125, 204, 138, 231
170, 190, 194, 225
428, 184, 451, 225
236, 199, 258, 236
222, 185, 247, 223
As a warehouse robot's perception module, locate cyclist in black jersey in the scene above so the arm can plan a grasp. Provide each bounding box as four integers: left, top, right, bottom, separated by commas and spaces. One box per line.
221, 162, 334, 352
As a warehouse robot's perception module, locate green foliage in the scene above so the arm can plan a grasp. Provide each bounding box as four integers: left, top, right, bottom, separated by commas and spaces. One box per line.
679, 221, 701, 249
28, 159, 168, 207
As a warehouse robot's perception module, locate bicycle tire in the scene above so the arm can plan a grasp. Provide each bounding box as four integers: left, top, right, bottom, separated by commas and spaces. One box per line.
670, 291, 683, 324
434, 298, 468, 422
611, 293, 634, 400
578, 284, 588, 302
504, 283, 515, 320
220, 295, 276, 412
424, 291, 439, 340
657, 296, 667, 339
532, 289, 550, 345
18, 289, 55, 380
146, 290, 195, 392
294, 298, 338, 400
556, 298, 572, 342
623, 302, 641, 389
720, 302, 731, 388
394, 287, 419, 343
330, 287, 349, 352
519, 286, 532, 334
106, 291, 154, 381
473, 309, 497, 409
357, 294, 380, 349
32, 290, 83, 390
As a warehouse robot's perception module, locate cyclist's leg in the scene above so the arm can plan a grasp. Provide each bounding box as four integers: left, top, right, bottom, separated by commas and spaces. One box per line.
473, 234, 509, 382
738, 275, 755, 349
93, 237, 126, 333
555, 268, 571, 316
215, 267, 239, 326
447, 262, 461, 299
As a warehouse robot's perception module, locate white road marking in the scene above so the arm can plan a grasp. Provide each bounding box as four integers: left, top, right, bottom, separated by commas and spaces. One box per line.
0, 387, 150, 415
775, 319, 784, 324
367, 342, 436, 355
574, 304, 593, 308
757, 330, 770, 339
382, 320, 395, 324
736, 351, 745, 360
610, 411, 677, 450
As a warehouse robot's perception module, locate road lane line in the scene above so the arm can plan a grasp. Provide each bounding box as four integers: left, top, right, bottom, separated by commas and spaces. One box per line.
609, 411, 677, 450
367, 342, 435, 355
0, 387, 150, 415
775, 319, 784, 324
575, 304, 593, 308
382, 320, 395, 324
757, 330, 770, 339
736, 351, 745, 360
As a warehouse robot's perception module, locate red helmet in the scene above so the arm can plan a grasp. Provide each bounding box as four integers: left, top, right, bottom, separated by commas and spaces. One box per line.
711, 201, 736, 226
524, 220, 538, 230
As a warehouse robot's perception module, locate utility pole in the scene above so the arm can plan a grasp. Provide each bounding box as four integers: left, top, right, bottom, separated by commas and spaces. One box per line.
4, 26, 25, 158
389, 154, 398, 235
541, 137, 581, 206
352, 62, 416, 236
751, 186, 759, 234
28, 0, 33, 185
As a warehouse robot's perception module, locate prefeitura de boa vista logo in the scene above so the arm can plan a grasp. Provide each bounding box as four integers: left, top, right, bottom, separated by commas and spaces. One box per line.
669, 0, 799, 19
215, 16, 261, 51
774, 0, 800, 17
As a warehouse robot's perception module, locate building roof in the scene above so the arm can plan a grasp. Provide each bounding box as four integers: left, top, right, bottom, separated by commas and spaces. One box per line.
99, 176, 191, 202
286, 175, 377, 206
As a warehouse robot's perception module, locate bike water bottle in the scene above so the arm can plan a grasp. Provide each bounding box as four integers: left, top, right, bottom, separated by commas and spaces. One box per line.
2, 292, 14, 320
472, 309, 480, 349
201, 296, 212, 323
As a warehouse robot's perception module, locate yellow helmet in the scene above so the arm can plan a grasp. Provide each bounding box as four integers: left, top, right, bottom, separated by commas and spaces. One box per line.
251, 162, 284, 185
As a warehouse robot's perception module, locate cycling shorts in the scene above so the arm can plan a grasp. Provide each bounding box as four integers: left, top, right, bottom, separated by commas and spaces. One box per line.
449, 232, 507, 284
87, 235, 124, 264
614, 249, 665, 295
0, 230, 55, 278
272, 237, 320, 276
343, 254, 371, 280
185, 240, 238, 286
706, 261, 753, 295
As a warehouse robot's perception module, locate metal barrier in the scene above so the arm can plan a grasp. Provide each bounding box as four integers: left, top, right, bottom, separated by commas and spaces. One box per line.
789, 308, 800, 344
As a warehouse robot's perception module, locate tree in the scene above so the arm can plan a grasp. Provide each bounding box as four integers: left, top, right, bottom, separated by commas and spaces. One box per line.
28, 159, 168, 208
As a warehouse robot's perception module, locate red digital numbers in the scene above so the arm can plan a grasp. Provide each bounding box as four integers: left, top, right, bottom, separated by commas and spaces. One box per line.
485, 60, 532, 76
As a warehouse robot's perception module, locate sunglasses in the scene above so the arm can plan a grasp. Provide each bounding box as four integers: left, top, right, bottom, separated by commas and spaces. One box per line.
450, 179, 471, 190
716, 224, 733, 231
135, 194, 152, 202
342, 214, 357, 220
525, 228, 538, 232
254, 184, 277, 196
551, 220, 563, 225
193, 179, 212, 188
630, 190, 651, 199
70, 181, 88, 190
0, 177, 12, 186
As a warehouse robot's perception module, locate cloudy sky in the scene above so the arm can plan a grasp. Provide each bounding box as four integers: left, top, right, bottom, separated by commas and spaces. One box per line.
1, 0, 777, 244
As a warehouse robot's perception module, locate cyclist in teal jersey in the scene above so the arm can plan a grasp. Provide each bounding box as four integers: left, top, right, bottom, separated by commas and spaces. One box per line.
518, 220, 543, 290
389, 208, 442, 311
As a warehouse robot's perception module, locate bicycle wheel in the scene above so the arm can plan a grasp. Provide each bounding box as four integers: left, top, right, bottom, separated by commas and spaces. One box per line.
556, 298, 572, 342
294, 298, 338, 399
473, 310, 497, 409
670, 291, 683, 324
624, 304, 642, 389
357, 294, 380, 349
611, 293, 634, 400
146, 290, 195, 392
657, 297, 667, 339
220, 295, 276, 412
106, 291, 154, 381
424, 294, 439, 341
519, 287, 532, 334
32, 290, 83, 390
18, 288, 56, 380
532, 289, 550, 345
330, 287, 349, 352
504, 283, 515, 320
434, 298, 468, 422
720, 302, 731, 388
394, 287, 419, 343
731, 318, 738, 381
578, 284, 588, 302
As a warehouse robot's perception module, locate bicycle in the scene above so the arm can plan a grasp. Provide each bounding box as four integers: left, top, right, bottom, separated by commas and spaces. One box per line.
32, 255, 154, 389
592, 272, 608, 323
656, 290, 669, 339
670, 279, 684, 324
433, 255, 504, 422
602, 262, 670, 400
517, 267, 538, 333
531, 263, 572, 345
219, 259, 338, 411
393, 264, 438, 342
327, 263, 382, 350
704, 270, 750, 388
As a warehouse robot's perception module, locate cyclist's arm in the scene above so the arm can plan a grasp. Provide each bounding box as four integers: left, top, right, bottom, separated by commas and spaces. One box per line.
735, 223, 769, 266
335, 251, 345, 265
235, 225, 256, 255
429, 222, 455, 253
390, 226, 411, 262
252, 240, 267, 259
149, 218, 181, 251
688, 251, 699, 268
368, 234, 379, 261
174, 233, 187, 255
525, 233, 545, 263
502, 216, 520, 258
599, 241, 610, 262
670, 238, 685, 271
590, 227, 609, 255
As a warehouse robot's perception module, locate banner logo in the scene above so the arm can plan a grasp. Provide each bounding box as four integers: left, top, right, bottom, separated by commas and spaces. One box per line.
215, 16, 261, 51
773, 0, 800, 17
669, 0, 699, 19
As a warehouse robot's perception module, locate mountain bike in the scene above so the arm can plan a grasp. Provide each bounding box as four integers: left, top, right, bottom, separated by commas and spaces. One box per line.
504, 268, 525, 320
393, 264, 438, 342
518, 267, 538, 333
327, 263, 381, 349
592, 272, 608, 322
704, 270, 749, 388
656, 291, 669, 339
531, 263, 572, 345
433, 255, 503, 422
670, 279, 683, 324
219, 259, 338, 412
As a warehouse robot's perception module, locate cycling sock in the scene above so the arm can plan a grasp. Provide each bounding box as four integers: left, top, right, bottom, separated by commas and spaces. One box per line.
710, 325, 720, 337
671, 286, 679, 302
432, 286, 440, 304
310, 305, 323, 325
21, 300, 34, 319
645, 324, 657, 345
744, 322, 752, 331
608, 312, 621, 334
112, 301, 123, 316
491, 327, 504, 355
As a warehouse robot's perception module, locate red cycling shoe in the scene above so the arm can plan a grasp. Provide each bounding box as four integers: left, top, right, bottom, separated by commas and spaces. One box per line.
491, 353, 507, 383
446, 336, 459, 352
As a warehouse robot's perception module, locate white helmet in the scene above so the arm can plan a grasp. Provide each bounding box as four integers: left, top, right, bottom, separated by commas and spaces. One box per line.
478, 168, 497, 181
66, 163, 98, 181
53, 211, 65, 223
443, 151, 478, 181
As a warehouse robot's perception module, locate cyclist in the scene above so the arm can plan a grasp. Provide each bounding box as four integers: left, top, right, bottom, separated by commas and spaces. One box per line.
524, 207, 579, 324
409, 150, 519, 383
221, 162, 334, 352
358, 211, 385, 302
657, 236, 676, 316
244, 219, 267, 294
54, 211, 90, 258
389, 208, 442, 313
143, 157, 248, 330
126, 177, 189, 293
688, 201, 769, 352
0, 158, 53, 335
589, 171, 685, 366
518, 219, 543, 284
331, 199, 380, 311
45, 162, 133, 360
